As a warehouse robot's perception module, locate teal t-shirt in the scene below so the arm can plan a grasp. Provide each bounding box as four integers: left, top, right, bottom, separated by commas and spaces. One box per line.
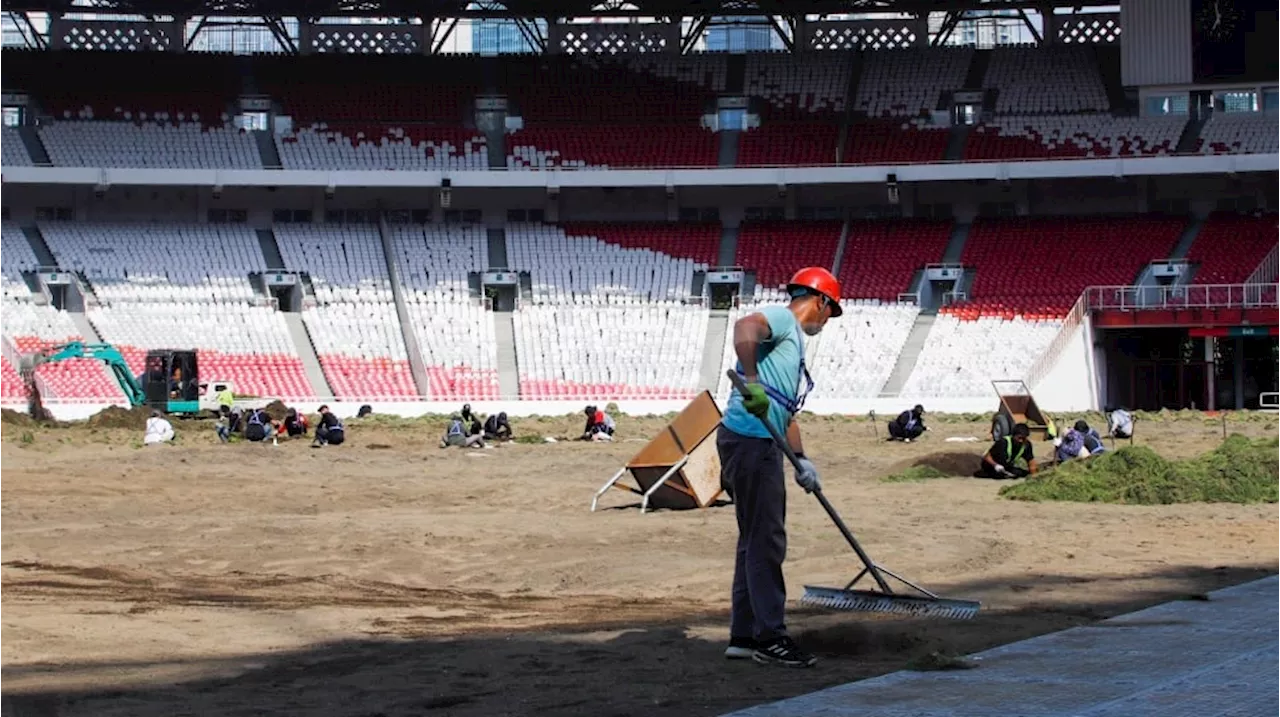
722, 305, 805, 439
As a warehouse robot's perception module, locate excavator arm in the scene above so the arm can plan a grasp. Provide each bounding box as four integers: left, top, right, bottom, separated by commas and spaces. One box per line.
22, 341, 147, 407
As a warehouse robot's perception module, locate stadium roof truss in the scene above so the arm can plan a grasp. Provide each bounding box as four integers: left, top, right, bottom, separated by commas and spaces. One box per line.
2, 0, 1121, 54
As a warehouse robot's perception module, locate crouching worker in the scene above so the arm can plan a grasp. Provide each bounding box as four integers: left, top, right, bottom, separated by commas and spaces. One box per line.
282, 408, 309, 439
1107, 407, 1133, 439
460, 403, 482, 436
579, 405, 616, 441
483, 411, 513, 441
243, 407, 277, 443
216, 408, 243, 443
1055, 419, 1105, 463
887, 404, 927, 442
313, 405, 345, 446
440, 413, 484, 448
975, 422, 1037, 479
143, 410, 175, 445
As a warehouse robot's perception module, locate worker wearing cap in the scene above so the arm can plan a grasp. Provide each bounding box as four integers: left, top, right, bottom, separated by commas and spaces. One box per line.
887, 404, 927, 442
718, 266, 842, 669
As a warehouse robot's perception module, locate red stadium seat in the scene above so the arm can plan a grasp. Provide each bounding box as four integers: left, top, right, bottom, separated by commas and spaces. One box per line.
503, 56, 719, 169
949, 215, 1187, 318
561, 222, 721, 266
1186, 212, 1280, 285
838, 220, 953, 301
736, 222, 841, 291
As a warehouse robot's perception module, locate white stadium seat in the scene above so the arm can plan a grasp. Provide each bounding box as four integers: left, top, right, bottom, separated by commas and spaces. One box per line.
36, 221, 315, 399
273, 223, 417, 399
277, 125, 488, 171
900, 314, 1061, 399
3, 127, 34, 167
1199, 112, 1280, 155
986, 46, 1109, 114
745, 53, 852, 116
506, 223, 708, 398
389, 223, 500, 399
855, 47, 973, 118
39, 118, 261, 169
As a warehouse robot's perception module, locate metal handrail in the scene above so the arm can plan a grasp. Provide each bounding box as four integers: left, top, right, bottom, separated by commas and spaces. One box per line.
1246, 244, 1279, 287
0, 335, 21, 371
31, 391, 707, 405
1025, 292, 1088, 389
1084, 283, 1279, 311
461, 150, 1276, 171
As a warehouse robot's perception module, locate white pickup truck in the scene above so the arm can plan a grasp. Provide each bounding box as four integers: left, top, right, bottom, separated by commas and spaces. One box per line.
197, 381, 277, 414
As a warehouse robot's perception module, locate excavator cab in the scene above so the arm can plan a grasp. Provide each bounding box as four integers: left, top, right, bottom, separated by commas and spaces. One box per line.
141, 349, 200, 414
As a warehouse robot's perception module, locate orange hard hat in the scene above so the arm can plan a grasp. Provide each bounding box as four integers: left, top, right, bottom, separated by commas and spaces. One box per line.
787, 267, 843, 317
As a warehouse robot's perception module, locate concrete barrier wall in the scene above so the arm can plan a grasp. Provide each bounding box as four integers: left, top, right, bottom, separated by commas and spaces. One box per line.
6, 396, 1004, 423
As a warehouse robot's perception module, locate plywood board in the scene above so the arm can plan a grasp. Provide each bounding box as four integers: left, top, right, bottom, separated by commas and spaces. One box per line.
628, 427, 684, 467
627, 390, 722, 470
680, 432, 723, 508
618, 391, 726, 511
668, 391, 722, 451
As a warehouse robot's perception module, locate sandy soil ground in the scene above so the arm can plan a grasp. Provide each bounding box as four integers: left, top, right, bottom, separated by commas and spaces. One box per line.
2, 410, 1276, 717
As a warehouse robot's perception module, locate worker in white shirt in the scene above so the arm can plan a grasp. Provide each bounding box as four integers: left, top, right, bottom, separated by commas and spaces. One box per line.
144, 410, 175, 445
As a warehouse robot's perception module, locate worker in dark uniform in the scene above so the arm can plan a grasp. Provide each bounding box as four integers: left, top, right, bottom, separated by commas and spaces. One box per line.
243, 407, 276, 443
282, 408, 309, 439
460, 404, 482, 436
974, 422, 1038, 478
313, 405, 345, 446
887, 404, 927, 442
483, 412, 513, 441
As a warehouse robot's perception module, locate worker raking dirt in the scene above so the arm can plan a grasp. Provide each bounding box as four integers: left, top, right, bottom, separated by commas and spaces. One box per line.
718, 266, 842, 669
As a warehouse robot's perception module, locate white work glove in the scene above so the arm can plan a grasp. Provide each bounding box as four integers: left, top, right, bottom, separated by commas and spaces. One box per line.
993, 464, 1010, 477
794, 457, 822, 494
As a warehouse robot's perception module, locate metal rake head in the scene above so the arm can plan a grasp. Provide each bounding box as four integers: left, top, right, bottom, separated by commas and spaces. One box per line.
800, 586, 981, 621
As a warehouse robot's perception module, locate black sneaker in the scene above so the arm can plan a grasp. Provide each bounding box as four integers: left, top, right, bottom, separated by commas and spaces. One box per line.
753, 636, 817, 668
723, 636, 757, 660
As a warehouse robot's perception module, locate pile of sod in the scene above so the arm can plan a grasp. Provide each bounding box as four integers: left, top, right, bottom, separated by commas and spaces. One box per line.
1000, 434, 1278, 505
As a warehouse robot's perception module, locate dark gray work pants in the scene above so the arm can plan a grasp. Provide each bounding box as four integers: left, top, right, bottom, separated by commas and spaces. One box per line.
717, 425, 788, 643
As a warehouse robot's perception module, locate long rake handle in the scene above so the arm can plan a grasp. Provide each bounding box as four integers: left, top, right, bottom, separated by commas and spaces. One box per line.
725, 370, 895, 594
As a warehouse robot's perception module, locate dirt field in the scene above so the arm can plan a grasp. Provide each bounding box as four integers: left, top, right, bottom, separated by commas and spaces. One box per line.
2, 410, 1276, 717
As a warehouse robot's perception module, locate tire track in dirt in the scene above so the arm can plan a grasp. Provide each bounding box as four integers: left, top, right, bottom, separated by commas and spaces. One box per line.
2, 560, 724, 636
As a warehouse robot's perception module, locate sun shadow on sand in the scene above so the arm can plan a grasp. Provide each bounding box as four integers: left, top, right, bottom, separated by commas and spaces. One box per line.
2, 564, 1273, 717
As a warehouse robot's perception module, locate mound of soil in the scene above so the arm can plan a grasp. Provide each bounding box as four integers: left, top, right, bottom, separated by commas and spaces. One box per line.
262, 400, 291, 421
86, 405, 152, 430
889, 451, 982, 477
1, 408, 35, 427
